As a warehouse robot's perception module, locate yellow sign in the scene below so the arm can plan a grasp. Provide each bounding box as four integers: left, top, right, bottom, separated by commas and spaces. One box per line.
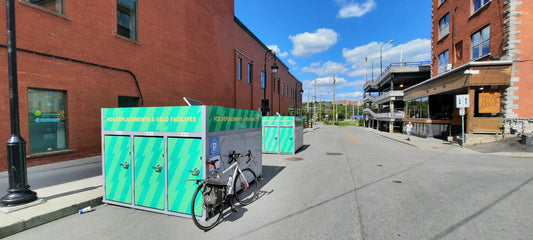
478, 92, 500, 113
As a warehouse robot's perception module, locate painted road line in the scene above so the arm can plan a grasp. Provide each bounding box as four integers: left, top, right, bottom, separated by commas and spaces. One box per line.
345, 129, 360, 144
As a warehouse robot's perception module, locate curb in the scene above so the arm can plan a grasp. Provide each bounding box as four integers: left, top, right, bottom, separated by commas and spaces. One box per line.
0, 197, 102, 239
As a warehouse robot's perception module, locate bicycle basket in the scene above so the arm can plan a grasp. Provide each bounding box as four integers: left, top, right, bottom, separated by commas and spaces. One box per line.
203, 184, 223, 207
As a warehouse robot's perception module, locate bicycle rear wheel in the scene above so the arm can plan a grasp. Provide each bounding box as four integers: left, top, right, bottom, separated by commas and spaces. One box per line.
191, 184, 222, 231
234, 168, 258, 206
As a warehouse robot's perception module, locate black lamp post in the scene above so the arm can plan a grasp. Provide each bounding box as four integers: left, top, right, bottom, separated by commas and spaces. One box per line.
1, 0, 38, 206
262, 49, 278, 116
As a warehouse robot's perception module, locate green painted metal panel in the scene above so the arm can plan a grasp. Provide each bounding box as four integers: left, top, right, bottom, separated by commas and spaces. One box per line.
208, 106, 261, 132
134, 137, 165, 209
103, 106, 202, 132
105, 136, 132, 204
279, 127, 295, 153
167, 138, 203, 214
263, 127, 279, 152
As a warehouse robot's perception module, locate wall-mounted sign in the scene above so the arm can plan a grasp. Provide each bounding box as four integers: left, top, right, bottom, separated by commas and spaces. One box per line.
479, 92, 501, 113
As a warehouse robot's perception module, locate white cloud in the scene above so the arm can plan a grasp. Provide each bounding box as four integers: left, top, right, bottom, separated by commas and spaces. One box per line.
288, 59, 297, 65
342, 38, 431, 78
267, 45, 289, 58
337, 91, 364, 100
301, 61, 349, 77
290, 28, 339, 58
337, 0, 376, 18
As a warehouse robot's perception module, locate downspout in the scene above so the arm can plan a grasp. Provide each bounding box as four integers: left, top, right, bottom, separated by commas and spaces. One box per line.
0, 44, 144, 106
452, 7, 457, 68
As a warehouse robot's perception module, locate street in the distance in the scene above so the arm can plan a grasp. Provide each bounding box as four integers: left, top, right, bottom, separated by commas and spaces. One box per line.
4, 125, 533, 240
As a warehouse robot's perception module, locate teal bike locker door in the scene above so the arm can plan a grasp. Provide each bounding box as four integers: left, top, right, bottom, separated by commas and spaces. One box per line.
167, 137, 203, 214
134, 137, 165, 209
263, 126, 279, 153
104, 136, 132, 204
279, 127, 295, 153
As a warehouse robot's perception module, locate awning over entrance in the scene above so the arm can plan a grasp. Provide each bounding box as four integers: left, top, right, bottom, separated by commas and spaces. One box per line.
404, 61, 513, 101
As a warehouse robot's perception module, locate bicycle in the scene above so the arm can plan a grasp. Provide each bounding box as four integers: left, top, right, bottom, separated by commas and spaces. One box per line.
188, 150, 259, 231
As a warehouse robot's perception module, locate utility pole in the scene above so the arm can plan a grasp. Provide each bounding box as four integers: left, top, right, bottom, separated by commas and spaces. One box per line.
313, 77, 317, 126
333, 76, 336, 125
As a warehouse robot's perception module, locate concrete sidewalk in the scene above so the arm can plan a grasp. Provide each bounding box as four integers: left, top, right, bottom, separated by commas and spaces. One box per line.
0, 127, 531, 238
0, 157, 103, 238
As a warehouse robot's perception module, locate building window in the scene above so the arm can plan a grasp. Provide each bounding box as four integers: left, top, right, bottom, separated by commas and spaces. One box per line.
278, 80, 280, 94
439, 13, 450, 39
438, 50, 449, 73
247, 64, 252, 83
118, 96, 139, 107
261, 71, 265, 88
406, 97, 429, 119
28, 88, 67, 154
23, 0, 64, 14
282, 83, 285, 96
117, 0, 137, 41
237, 58, 242, 80
471, 25, 490, 59
473, 0, 490, 13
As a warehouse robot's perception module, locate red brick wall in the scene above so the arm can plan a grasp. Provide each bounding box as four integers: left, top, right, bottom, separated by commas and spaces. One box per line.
513, 1, 533, 118
0, 0, 301, 170
432, 0, 506, 75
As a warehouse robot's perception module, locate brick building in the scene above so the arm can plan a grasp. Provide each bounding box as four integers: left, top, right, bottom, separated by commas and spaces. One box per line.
0, 0, 302, 171
402, 0, 532, 141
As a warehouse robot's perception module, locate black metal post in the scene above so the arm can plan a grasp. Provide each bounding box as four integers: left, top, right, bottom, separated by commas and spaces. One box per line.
262, 50, 276, 116
1, 0, 38, 206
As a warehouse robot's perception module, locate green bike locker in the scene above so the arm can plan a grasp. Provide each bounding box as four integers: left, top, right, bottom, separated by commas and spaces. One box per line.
104, 135, 132, 204
262, 116, 304, 154
102, 106, 262, 218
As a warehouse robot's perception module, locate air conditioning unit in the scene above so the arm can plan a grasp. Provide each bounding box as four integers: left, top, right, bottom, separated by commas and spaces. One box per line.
445, 64, 452, 71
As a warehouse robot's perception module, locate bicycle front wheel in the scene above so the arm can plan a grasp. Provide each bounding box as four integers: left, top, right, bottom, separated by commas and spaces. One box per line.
234, 168, 258, 206
191, 184, 222, 231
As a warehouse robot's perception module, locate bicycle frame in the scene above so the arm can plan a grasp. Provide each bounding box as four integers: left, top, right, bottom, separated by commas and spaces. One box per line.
218, 160, 248, 196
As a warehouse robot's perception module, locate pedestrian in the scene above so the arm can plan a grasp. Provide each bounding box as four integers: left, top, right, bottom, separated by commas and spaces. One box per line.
404, 122, 413, 141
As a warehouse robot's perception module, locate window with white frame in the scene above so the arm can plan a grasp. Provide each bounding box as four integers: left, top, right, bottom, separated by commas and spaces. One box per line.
473, 0, 490, 13
471, 25, 490, 59
438, 50, 449, 74
117, 0, 137, 41
439, 13, 450, 39
23, 0, 64, 14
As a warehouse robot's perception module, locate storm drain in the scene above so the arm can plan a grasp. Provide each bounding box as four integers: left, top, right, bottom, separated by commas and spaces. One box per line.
286, 157, 304, 161
326, 152, 344, 156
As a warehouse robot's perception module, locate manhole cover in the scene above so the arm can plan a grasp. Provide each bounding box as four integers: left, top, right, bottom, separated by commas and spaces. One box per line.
286, 157, 304, 161
326, 152, 344, 155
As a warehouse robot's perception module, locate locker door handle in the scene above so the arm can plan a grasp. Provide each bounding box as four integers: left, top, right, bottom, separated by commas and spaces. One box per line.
152, 164, 162, 172
120, 162, 129, 169
189, 168, 200, 176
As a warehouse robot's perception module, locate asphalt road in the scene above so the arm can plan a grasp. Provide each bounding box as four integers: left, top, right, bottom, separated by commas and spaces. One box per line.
5, 125, 533, 240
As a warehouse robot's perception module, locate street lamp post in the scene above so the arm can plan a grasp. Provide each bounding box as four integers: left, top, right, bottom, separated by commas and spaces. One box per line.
262, 49, 278, 116
380, 39, 394, 75
1, 0, 38, 206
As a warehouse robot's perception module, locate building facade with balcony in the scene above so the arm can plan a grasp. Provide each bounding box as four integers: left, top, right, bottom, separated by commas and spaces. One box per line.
363, 62, 431, 133
402, 0, 532, 142
0, 0, 302, 171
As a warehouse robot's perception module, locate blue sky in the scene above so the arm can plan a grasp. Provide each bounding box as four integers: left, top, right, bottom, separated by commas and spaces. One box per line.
235, 0, 432, 102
